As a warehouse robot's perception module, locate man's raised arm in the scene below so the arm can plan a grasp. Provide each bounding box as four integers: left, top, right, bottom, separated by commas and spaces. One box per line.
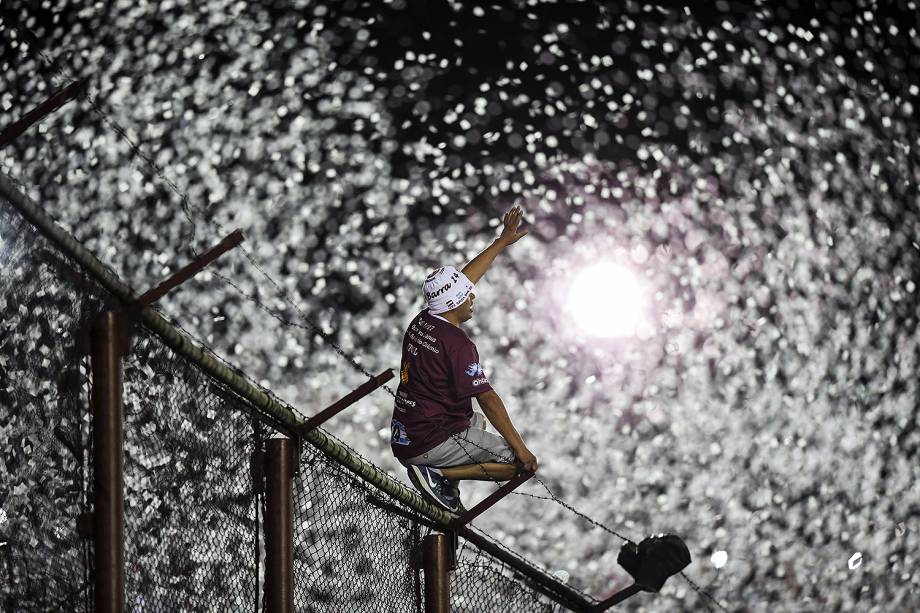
461, 205, 528, 284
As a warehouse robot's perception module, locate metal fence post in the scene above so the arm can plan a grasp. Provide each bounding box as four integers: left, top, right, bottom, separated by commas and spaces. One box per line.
91, 310, 127, 613
265, 438, 294, 613
423, 533, 450, 613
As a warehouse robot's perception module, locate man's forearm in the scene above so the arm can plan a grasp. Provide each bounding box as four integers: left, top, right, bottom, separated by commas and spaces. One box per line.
461, 239, 506, 285
476, 390, 527, 453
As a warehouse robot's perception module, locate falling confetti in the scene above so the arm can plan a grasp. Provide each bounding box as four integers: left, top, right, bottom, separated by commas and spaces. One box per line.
0, 1, 918, 611
848, 553, 863, 570
711, 550, 728, 569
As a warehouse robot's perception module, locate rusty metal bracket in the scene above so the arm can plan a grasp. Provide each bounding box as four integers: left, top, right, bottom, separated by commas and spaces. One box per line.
588, 585, 642, 611
0, 80, 85, 149
134, 229, 244, 308
298, 369, 394, 432
449, 470, 534, 529
411, 529, 457, 572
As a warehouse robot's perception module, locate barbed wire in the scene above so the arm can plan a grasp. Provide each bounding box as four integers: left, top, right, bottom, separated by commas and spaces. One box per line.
3, 14, 727, 611
680, 572, 730, 613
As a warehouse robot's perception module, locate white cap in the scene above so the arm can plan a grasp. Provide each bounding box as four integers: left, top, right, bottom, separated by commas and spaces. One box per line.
423, 266, 475, 314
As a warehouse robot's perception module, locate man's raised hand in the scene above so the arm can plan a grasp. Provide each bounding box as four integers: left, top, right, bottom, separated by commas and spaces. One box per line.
462, 205, 528, 284
498, 205, 528, 247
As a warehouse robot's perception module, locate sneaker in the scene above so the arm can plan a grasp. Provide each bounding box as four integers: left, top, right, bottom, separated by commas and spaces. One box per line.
407, 465, 460, 513
447, 481, 467, 514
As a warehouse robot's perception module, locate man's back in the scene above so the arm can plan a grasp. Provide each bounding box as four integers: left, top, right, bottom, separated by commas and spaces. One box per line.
390, 309, 493, 459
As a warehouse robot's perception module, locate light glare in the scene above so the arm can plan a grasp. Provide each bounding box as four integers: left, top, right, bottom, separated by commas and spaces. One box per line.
567, 262, 646, 338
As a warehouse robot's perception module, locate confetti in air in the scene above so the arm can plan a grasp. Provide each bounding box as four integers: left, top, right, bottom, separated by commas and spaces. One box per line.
848, 552, 863, 571
1, 1, 919, 611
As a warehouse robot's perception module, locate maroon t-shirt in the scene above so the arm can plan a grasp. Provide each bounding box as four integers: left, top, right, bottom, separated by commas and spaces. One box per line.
390, 310, 493, 459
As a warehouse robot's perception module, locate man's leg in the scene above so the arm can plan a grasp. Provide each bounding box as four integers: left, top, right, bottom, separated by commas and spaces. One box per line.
401, 416, 517, 513
437, 418, 517, 481
437, 412, 517, 481
441, 462, 518, 482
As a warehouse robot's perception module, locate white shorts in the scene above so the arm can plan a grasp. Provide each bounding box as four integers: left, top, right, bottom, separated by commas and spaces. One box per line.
400, 413, 515, 468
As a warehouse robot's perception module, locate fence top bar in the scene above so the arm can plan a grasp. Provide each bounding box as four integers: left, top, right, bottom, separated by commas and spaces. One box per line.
0, 170, 596, 610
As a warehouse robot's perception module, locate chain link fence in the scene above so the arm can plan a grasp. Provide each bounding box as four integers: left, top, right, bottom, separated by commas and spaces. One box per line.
0, 177, 585, 612
121, 327, 262, 612
0, 199, 97, 611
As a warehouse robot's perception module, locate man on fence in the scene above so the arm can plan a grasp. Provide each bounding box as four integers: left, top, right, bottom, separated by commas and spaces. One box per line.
390, 205, 539, 512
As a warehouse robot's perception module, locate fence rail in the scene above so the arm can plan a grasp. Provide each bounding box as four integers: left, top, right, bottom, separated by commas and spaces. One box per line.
0, 170, 594, 612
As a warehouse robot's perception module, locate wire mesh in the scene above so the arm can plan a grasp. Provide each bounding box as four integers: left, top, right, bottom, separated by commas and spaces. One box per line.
291, 445, 559, 613
292, 447, 420, 612
451, 548, 556, 613
0, 199, 97, 611
121, 327, 262, 612
0, 189, 572, 612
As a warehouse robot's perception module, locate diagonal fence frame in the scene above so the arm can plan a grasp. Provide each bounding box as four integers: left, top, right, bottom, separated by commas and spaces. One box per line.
0, 170, 595, 612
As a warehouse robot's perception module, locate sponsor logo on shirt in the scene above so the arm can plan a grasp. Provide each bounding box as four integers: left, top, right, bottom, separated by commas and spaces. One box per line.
466, 363, 484, 377
466, 362, 488, 386
396, 392, 417, 409
400, 361, 410, 383
391, 419, 411, 446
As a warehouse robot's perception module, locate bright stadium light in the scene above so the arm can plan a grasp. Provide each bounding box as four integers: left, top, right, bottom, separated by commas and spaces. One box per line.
566, 261, 647, 338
